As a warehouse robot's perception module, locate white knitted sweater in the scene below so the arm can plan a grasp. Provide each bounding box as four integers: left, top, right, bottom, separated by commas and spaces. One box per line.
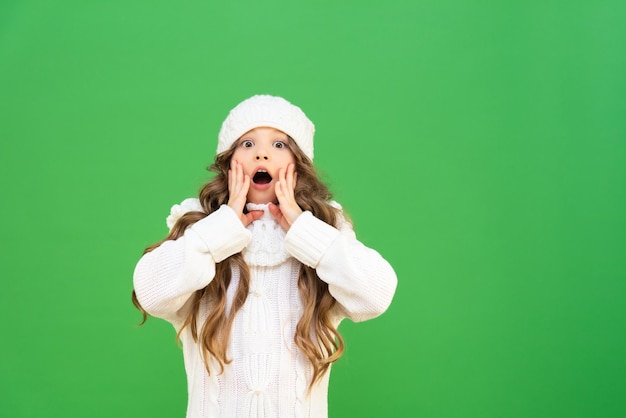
133, 201, 397, 418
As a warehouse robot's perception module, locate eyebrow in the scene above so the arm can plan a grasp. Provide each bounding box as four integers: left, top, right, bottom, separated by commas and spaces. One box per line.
238, 135, 289, 142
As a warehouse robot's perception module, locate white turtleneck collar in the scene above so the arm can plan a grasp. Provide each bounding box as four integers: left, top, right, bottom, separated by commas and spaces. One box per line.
242, 203, 290, 267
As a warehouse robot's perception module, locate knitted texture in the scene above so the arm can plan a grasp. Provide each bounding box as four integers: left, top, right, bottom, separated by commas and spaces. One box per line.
217, 95, 315, 160
243, 203, 289, 267
133, 199, 398, 418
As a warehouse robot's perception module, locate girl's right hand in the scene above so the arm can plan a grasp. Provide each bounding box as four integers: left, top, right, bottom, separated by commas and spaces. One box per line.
227, 159, 263, 226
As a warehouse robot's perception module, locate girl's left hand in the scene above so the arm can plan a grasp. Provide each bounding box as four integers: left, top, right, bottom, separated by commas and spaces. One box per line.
269, 163, 302, 231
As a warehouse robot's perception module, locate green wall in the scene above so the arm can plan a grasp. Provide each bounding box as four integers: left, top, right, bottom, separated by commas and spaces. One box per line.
1, 0, 625, 417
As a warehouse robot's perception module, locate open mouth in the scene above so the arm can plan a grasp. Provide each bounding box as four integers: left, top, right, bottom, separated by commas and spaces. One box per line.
252, 169, 273, 185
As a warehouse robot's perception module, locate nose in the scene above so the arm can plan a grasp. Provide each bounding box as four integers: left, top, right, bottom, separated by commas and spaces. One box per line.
255, 150, 269, 160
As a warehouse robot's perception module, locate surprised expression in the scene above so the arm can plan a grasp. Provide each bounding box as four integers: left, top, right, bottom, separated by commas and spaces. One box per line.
231, 127, 296, 204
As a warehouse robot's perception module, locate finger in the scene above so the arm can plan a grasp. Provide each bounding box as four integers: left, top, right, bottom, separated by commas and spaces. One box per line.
277, 166, 285, 184
274, 179, 284, 203
286, 163, 296, 194
268, 202, 287, 230
275, 176, 289, 204
275, 168, 285, 201
243, 209, 264, 226
228, 162, 234, 194
241, 174, 250, 199
234, 160, 241, 188
229, 159, 238, 195
268, 202, 281, 219
284, 164, 292, 192
235, 161, 246, 198
269, 202, 292, 232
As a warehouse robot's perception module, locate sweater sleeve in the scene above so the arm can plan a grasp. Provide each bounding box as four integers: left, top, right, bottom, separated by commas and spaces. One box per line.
133, 204, 251, 323
284, 210, 397, 322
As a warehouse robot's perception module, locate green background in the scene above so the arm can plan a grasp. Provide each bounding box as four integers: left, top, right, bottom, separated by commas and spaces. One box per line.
1, 0, 625, 417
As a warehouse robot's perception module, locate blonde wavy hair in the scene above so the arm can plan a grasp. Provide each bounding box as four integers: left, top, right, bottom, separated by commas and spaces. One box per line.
132, 138, 345, 389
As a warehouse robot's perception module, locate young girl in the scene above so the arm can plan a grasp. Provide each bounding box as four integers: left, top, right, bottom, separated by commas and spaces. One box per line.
132, 94, 397, 418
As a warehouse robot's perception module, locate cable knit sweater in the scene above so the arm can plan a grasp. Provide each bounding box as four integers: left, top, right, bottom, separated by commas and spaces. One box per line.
133, 200, 397, 418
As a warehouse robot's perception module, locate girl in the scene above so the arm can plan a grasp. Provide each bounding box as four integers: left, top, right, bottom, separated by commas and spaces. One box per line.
132, 94, 397, 418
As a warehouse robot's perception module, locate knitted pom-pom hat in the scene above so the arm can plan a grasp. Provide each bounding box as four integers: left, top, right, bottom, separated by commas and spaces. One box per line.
217, 95, 315, 160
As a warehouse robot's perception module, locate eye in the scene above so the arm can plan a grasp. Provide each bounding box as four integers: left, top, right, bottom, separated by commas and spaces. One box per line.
241, 140, 254, 148
273, 141, 286, 149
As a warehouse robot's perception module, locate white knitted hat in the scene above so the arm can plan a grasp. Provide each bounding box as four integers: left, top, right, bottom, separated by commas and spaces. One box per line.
217, 95, 315, 159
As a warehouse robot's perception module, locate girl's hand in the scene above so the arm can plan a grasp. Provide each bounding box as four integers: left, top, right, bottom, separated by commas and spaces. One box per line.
227, 159, 263, 226
269, 163, 302, 231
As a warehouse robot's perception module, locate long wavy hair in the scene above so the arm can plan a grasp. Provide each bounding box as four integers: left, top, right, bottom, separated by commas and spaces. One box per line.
132, 138, 345, 389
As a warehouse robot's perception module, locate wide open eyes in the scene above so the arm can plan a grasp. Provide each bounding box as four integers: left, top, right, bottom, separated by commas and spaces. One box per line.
239, 139, 287, 149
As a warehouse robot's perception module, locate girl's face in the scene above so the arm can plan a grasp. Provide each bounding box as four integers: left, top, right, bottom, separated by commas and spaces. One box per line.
231, 127, 296, 204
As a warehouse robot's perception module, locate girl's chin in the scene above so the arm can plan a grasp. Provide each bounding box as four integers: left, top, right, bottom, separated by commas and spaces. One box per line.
246, 194, 277, 205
